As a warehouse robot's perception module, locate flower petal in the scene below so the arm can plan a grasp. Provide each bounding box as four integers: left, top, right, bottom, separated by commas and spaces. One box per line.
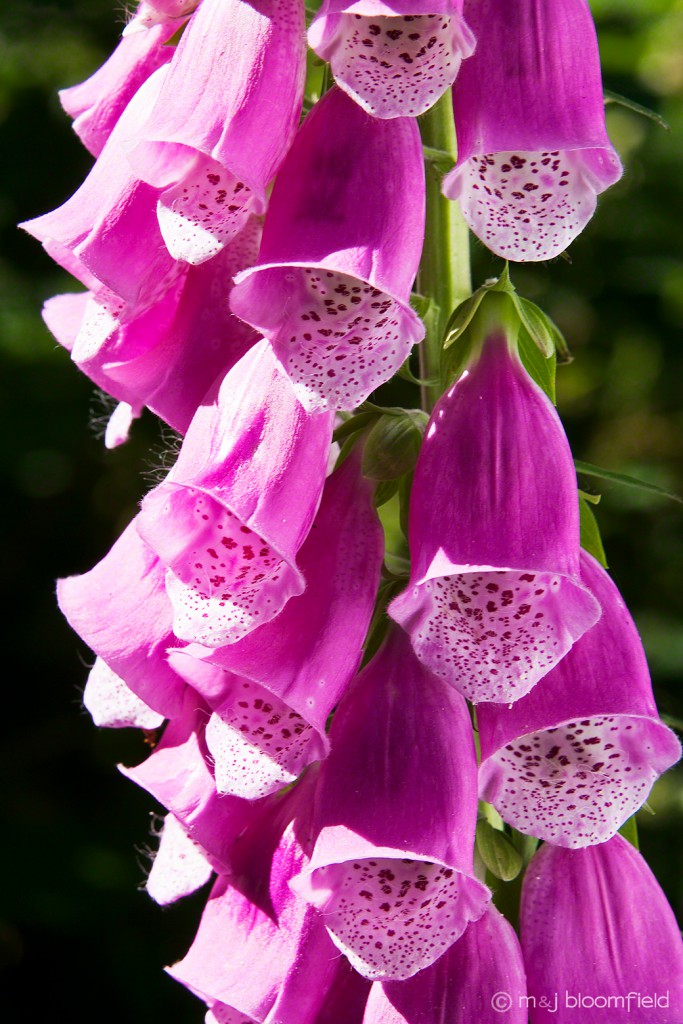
146, 812, 213, 906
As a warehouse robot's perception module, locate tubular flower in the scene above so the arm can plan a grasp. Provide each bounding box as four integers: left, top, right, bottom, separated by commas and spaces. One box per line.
308, 0, 475, 119
57, 519, 187, 720
168, 774, 372, 1023
125, 0, 306, 264
42, 216, 261, 444
59, 20, 178, 157
442, 0, 622, 261
230, 86, 425, 412
364, 906, 527, 1023
291, 628, 490, 982
521, 835, 683, 1022
168, 449, 384, 800
21, 69, 183, 332
389, 311, 600, 704
137, 340, 334, 647
478, 550, 681, 849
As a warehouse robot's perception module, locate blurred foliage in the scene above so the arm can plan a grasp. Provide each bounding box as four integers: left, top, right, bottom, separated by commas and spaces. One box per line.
0, 1, 682, 1021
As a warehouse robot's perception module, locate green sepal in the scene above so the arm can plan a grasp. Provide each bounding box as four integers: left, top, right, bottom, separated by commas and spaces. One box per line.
475, 820, 524, 882
332, 410, 378, 444
361, 410, 428, 482
579, 496, 608, 568
604, 89, 669, 131
510, 829, 539, 866
575, 460, 683, 506
618, 814, 640, 850
518, 325, 557, 404
373, 478, 400, 509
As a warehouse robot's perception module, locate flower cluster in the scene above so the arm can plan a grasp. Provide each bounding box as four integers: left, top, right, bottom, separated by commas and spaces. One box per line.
24, 0, 683, 1021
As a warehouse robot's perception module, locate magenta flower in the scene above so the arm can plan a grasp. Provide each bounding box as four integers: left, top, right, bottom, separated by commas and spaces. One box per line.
308, 0, 475, 119
146, 813, 213, 907
126, 0, 305, 264
137, 340, 333, 646
291, 628, 490, 981
59, 20, 177, 157
389, 320, 600, 704
478, 551, 681, 848
521, 835, 683, 1022
22, 69, 182, 333
442, 0, 623, 261
364, 907, 527, 1023
230, 86, 425, 412
58, 520, 186, 720
83, 657, 165, 731
168, 449, 384, 799
42, 217, 261, 443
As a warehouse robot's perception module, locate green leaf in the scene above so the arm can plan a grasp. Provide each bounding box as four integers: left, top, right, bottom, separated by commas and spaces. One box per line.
618, 814, 640, 850
361, 410, 428, 482
475, 820, 524, 882
518, 325, 556, 404
442, 290, 487, 350
579, 496, 608, 568
373, 478, 400, 509
604, 89, 670, 131
575, 461, 683, 506
332, 410, 377, 444
409, 292, 433, 321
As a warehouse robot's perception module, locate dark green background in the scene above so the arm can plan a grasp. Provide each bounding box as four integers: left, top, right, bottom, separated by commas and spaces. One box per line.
1, 1, 682, 1020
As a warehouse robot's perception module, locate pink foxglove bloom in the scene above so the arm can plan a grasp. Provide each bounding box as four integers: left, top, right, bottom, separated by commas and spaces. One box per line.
22, 69, 182, 332
230, 86, 425, 412
442, 0, 623, 261
389, 321, 600, 704
122, 690, 261, 874
83, 657, 165, 730
58, 520, 186, 719
364, 907, 527, 1023
308, 0, 475, 119
42, 217, 260, 443
126, 0, 305, 265
521, 835, 683, 1022
146, 813, 213, 906
168, 450, 384, 799
137, 340, 333, 646
169, 776, 372, 1023
59, 21, 177, 157
291, 629, 490, 981
478, 551, 681, 848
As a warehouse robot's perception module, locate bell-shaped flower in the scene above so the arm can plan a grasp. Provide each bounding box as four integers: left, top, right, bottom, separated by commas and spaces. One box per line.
83, 656, 165, 730
230, 86, 425, 413
521, 835, 683, 1022
146, 812, 213, 906
478, 551, 681, 848
291, 628, 490, 981
59, 20, 178, 157
167, 449, 384, 799
442, 0, 623, 261
42, 217, 261, 442
21, 68, 183, 330
169, 773, 372, 1023
389, 304, 600, 704
364, 906, 527, 1022
125, 0, 305, 265
137, 340, 334, 647
121, 689, 261, 874
57, 519, 186, 720
308, 0, 475, 119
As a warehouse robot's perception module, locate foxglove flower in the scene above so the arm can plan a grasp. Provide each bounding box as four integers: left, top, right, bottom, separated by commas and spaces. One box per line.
122, 689, 261, 874
137, 340, 334, 647
169, 774, 372, 1023
389, 317, 600, 704
291, 628, 490, 981
58, 520, 186, 719
42, 217, 260, 443
230, 86, 425, 412
168, 449, 384, 799
22, 69, 183, 334
59, 20, 177, 157
478, 550, 681, 848
442, 0, 623, 261
83, 657, 165, 730
126, 0, 305, 264
364, 906, 527, 1023
146, 813, 213, 906
308, 0, 475, 119
521, 835, 683, 1022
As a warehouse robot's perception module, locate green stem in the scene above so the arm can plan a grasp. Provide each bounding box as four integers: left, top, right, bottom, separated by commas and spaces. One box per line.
417, 93, 471, 411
